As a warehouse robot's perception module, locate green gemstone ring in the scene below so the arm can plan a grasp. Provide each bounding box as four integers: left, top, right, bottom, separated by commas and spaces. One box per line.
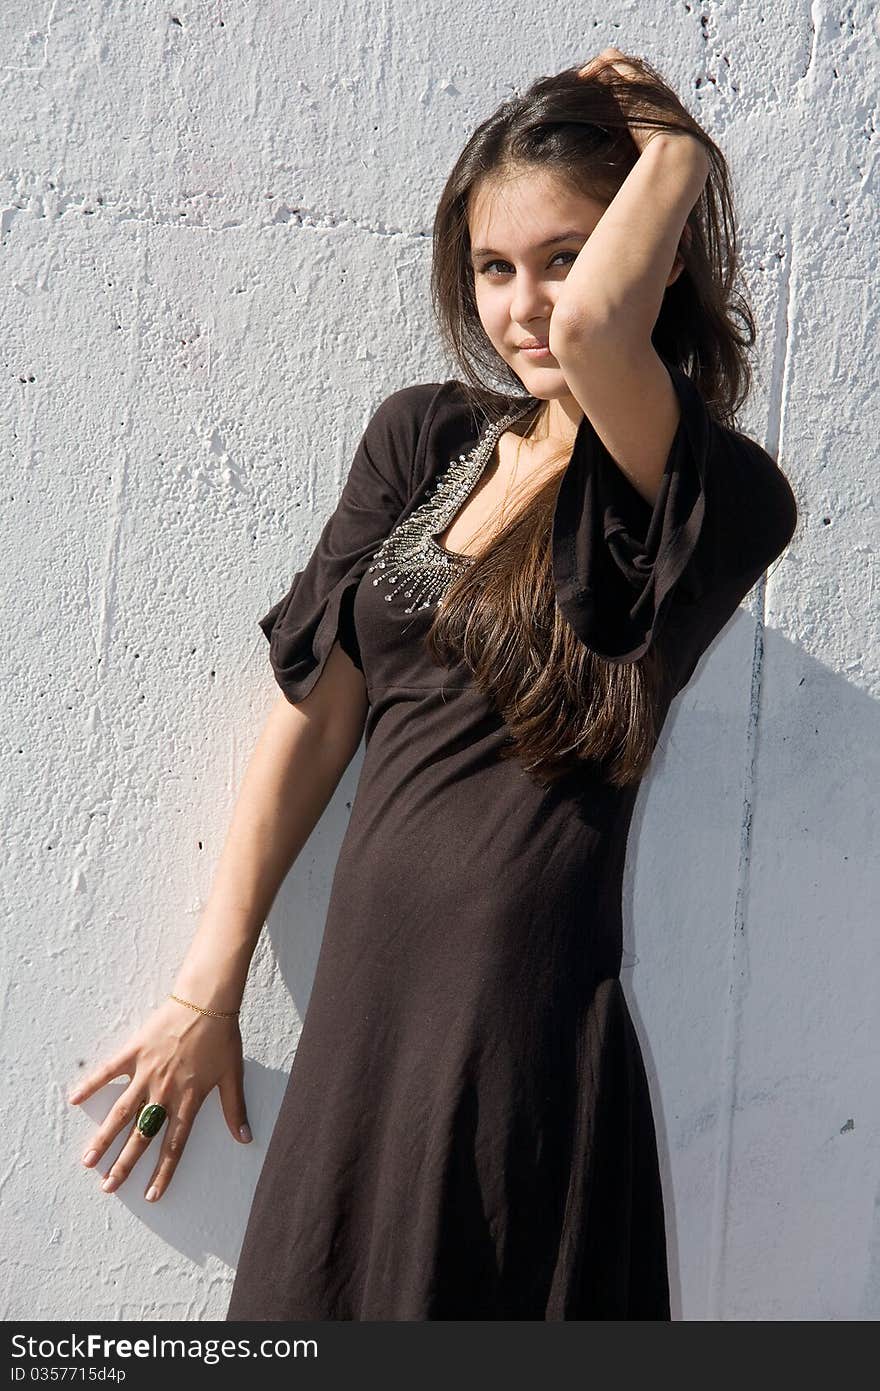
136, 1102, 168, 1139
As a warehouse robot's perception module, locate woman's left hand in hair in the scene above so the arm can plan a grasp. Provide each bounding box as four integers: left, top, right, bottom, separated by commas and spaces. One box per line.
576, 48, 691, 157
576, 46, 640, 84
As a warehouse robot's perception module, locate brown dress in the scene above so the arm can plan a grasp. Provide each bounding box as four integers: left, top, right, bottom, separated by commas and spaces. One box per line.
224, 358, 798, 1320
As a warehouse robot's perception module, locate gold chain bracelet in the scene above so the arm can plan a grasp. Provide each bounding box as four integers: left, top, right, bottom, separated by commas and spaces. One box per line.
168, 992, 240, 1019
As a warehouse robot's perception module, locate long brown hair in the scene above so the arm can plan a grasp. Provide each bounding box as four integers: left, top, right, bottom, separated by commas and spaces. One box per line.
425, 56, 756, 790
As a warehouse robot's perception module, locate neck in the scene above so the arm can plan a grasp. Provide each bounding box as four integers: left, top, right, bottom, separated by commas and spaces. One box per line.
529, 394, 583, 448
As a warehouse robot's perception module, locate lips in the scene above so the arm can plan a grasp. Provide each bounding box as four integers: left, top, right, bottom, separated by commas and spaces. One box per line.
519, 339, 549, 349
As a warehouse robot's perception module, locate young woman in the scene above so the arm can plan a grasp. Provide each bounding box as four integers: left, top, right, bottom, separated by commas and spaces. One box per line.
68, 52, 798, 1320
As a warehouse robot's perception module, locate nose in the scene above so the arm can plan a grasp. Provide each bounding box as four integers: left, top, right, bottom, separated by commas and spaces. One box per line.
509, 269, 554, 330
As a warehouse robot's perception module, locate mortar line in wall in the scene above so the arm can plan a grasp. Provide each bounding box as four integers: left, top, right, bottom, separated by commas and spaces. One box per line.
0, 184, 434, 243
705, 216, 794, 1318
94, 224, 149, 678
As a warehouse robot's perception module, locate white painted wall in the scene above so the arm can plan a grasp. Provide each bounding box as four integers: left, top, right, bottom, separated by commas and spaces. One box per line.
2, 1, 877, 1321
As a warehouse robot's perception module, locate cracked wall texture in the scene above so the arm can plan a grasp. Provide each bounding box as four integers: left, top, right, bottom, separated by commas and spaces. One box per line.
1, 0, 878, 1322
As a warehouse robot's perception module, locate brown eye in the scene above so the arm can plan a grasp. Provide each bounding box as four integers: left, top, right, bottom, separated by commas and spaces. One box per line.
479, 251, 577, 277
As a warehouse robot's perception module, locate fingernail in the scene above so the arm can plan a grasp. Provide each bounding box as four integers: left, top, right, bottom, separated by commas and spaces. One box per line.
145, 1186, 159, 1202
239, 1123, 252, 1142
69, 1090, 81, 1104
101, 1174, 119, 1192
82, 1150, 98, 1167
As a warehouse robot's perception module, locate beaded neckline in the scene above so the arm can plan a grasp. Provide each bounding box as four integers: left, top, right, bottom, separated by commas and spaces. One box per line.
366, 399, 538, 615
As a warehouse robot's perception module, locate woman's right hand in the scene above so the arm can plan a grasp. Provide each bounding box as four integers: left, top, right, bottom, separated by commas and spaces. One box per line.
68, 995, 253, 1203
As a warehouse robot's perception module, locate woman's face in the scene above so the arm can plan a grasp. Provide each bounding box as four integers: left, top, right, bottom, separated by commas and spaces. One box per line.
468, 166, 681, 403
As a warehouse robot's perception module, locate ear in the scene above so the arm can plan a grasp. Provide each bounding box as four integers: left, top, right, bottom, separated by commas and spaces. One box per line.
666, 221, 693, 286
666, 256, 685, 286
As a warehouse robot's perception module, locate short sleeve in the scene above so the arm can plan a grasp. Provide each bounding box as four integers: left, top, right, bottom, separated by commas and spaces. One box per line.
551, 356, 798, 681
258, 383, 441, 703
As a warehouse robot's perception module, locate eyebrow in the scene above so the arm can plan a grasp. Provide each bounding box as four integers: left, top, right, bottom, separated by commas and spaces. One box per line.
470, 229, 588, 260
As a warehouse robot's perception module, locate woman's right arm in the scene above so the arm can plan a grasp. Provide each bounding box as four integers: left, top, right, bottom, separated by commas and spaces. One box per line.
68, 639, 368, 1203
172, 639, 369, 1013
